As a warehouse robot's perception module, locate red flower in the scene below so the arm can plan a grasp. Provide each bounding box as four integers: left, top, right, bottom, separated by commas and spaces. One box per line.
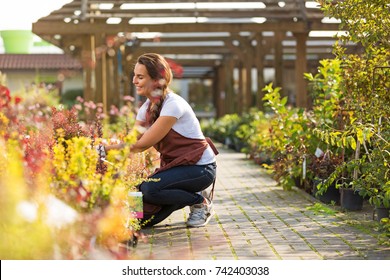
0, 85, 11, 108
14, 96, 22, 104
0, 85, 11, 99
165, 58, 183, 78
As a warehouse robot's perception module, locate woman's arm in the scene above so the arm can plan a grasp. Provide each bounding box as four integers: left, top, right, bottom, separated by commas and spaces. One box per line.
131, 116, 177, 153
105, 120, 146, 151
105, 116, 177, 153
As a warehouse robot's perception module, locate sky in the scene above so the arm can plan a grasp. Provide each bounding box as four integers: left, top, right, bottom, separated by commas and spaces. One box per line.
0, 0, 72, 52
0, 0, 72, 30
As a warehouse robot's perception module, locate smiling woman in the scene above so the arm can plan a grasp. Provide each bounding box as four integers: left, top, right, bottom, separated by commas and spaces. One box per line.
105, 53, 219, 228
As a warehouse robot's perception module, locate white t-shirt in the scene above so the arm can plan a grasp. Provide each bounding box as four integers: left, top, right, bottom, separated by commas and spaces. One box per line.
136, 92, 216, 165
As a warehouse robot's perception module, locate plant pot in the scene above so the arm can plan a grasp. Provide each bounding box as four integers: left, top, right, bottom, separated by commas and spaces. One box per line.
293, 176, 304, 189
0, 30, 34, 54
340, 188, 363, 211
374, 206, 390, 222
233, 137, 245, 152
312, 179, 340, 205
224, 137, 235, 150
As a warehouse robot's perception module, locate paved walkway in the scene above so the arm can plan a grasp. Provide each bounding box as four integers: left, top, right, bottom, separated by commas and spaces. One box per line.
128, 144, 390, 260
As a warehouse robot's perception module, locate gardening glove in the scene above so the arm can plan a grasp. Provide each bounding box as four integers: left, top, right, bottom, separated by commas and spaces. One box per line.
96, 144, 106, 160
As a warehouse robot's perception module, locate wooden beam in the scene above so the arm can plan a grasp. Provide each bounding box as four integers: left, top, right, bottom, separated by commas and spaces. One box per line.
130, 46, 232, 55
33, 21, 340, 36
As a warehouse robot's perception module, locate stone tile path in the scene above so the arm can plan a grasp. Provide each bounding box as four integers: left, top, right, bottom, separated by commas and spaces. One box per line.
129, 145, 390, 260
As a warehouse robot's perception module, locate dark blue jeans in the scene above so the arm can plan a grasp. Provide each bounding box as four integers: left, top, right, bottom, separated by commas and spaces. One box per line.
139, 162, 217, 226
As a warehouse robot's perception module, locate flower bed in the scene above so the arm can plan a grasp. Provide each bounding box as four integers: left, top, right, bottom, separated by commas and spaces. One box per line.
0, 79, 155, 259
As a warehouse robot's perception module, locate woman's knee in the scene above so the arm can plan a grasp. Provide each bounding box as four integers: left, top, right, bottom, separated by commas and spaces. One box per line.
139, 183, 158, 201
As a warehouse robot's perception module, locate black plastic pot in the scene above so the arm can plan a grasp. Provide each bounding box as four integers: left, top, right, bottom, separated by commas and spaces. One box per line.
312, 179, 340, 205
374, 206, 390, 222
340, 188, 363, 211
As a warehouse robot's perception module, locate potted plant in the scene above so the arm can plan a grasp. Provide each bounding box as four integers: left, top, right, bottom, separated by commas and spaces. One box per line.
318, 0, 390, 221
261, 84, 314, 191
309, 149, 343, 204
336, 177, 364, 211
354, 137, 390, 221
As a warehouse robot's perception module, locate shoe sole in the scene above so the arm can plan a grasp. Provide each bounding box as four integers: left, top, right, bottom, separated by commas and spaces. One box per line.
186, 209, 215, 228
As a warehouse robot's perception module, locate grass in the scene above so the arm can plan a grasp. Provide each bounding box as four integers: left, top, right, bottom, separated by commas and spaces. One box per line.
306, 202, 338, 216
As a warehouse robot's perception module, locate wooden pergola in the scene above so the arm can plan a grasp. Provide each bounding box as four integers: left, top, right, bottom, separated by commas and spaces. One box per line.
32, 0, 349, 117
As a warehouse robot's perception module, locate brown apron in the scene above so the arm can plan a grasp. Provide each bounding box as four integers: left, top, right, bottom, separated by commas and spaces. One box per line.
143, 129, 219, 216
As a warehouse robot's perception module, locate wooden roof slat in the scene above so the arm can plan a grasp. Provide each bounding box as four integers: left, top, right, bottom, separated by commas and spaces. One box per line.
39, 0, 324, 21
33, 21, 340, 35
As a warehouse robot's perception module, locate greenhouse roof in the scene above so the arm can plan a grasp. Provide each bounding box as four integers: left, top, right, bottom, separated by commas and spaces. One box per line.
32, 0, 344, 78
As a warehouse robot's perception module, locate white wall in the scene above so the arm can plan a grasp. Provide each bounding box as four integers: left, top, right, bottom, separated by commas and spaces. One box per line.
2, 70, 83, 95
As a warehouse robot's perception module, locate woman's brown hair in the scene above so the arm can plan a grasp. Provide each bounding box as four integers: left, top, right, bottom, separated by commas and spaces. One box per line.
137, 53, 173, 126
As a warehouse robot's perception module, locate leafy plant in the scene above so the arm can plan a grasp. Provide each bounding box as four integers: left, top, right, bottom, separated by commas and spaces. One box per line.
261, 84, 314, 190
51, 106, 89, 140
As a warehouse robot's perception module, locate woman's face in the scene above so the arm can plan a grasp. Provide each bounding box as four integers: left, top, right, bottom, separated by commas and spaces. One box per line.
133, 63, 155, 97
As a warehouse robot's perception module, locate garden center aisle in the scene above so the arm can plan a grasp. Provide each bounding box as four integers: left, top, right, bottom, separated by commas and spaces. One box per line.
126, 144, 390, 260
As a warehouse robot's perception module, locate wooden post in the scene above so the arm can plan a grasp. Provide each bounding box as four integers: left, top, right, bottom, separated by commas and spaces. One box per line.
225, 56, 235, 114
81, 35, 96, 102
244, 57, 252, 112
255, 33, 265, 110
294, 32, 308, 108
237, 62, 243, 115
101, 47, 107, 116
274, 31, 284, 94
216, 65, 225, 118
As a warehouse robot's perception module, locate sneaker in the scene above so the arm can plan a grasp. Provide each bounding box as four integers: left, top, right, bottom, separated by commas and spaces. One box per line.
186, 199, 214, 227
